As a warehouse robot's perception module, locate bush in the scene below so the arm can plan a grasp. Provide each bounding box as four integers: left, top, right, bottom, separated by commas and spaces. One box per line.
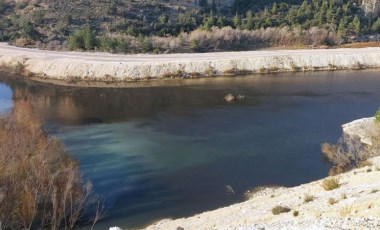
321, 134, 369, 168
0, 101, 104, 229
304, 194, 315, 203
293, 210, 299, 217
357, 160, 373, 168
328, 198, 336, 205
68, 25, 96, 50
322, 178, 340, 191
272, 206, 291, 215
375, 108, 380, 122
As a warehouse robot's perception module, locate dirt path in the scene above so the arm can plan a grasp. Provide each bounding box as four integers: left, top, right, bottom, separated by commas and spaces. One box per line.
2, 43, 380, 63
1, 43, 380, 82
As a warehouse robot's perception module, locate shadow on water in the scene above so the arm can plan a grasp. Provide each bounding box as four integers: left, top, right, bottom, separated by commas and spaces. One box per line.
1, 70, 380, 228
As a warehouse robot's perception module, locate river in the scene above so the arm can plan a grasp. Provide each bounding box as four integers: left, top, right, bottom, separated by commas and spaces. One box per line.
0, 70, 379, 229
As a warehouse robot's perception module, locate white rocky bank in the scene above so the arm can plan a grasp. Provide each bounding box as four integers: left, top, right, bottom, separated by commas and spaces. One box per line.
1, 43, 380, 81
141, 118, 380, 230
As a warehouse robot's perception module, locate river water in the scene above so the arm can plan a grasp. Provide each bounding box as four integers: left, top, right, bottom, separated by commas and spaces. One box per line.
0, 71, 379, 229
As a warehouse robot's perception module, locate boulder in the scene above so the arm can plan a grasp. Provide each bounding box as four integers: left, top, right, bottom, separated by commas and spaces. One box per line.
224, 93, 235, 103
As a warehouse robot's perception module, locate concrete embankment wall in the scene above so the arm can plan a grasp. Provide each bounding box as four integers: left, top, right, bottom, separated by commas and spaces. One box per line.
1, 44, 380, 81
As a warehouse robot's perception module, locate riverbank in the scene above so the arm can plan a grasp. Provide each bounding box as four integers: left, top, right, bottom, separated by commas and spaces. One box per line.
1, 43, 380, 84
144, 118, 380, 230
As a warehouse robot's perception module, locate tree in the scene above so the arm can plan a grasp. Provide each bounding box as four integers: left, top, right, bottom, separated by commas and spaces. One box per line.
68, 29, 84, 50
245, 10, 254, 30
21, 21, 39, 41
371, 18, 380, 33
351, 16, 361, 34
375, 108, 380, 122
67, 25, 96, 50
233, 12, 241, 29
158, 14, 169, 26
338, 17, 349, 37
83, 24, 96, 50
272, 2, 278, 15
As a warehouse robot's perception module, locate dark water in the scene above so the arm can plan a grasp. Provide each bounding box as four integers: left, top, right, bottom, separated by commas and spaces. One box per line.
1, 71, 379, 229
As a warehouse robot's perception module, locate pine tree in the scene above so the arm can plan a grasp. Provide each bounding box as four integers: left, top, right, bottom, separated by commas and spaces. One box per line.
233, 12, 241, 29
83, 24, 96, 50
272, 2, 278, 15
245, 10, 254, 30
351, 16, 361, 34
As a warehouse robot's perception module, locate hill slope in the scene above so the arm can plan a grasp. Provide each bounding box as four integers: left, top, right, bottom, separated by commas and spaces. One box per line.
0, 0, 379, 53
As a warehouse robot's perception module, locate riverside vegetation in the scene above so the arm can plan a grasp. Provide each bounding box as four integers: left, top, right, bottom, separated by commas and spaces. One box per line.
321, 108, 380, 175
0, 101, 105, 229
0, 0, 379, 53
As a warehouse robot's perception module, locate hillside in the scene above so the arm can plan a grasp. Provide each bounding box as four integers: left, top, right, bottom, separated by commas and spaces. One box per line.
0, 0, 379, 53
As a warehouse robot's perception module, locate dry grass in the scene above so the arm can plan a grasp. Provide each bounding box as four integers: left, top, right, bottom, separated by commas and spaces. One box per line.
0, 101, 104, 229
272, 206, 291, 215
322, 178, 340, 191
357, 160, 373, 168
304, 194, 315, 203
338, 41, 380, 48
328, 198, 337, 205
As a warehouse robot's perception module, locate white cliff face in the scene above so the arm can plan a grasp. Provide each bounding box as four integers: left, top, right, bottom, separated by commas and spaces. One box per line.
362, 0, 380, 18
1, 43, 380, 82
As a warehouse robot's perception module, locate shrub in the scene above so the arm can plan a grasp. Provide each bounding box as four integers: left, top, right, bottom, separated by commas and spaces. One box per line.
68, 25, 96, 50
293, 210, 299, 217
375, 108, 380, 122
304, 194, 315, 203
0, 101, 104, 229
272, 206, 291, 215
328, 198, 336, 205
322, 178, 340, 191
358, 160, 373, 168
321, 135, 369, 168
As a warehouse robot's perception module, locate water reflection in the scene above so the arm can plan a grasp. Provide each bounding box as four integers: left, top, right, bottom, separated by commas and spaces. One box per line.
0, 83, 12, 112
1, 71, 380, 228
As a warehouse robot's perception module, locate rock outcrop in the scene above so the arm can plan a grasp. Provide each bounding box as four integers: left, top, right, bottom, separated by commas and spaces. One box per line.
362, 0, 380, 19
342, 117, 380, 157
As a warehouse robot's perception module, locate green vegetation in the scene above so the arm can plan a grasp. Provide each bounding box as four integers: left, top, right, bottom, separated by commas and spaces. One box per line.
68, 25, 96, 50
322, 178, 340, 191
272, 205, 291, 215
0, 0, 378, 53
375, 108, 380, 122
293, 210, 299, 217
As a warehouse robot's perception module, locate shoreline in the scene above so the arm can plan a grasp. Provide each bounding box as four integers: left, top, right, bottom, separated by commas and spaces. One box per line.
146, 157, 380, 230
1, 43, 380, 86
144, 117, 380, 230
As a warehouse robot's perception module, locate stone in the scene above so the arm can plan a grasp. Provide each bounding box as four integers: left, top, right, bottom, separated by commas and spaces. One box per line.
236, 94, 246, 100
224, 93, 235, 103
